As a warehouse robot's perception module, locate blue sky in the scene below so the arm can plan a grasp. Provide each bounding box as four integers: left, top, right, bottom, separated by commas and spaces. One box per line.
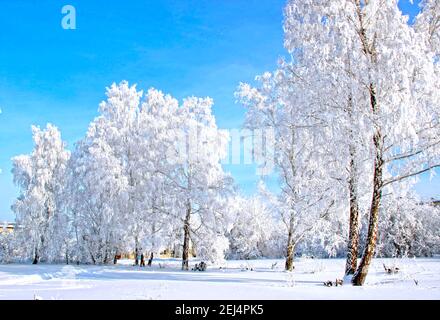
0, 0, 438, 220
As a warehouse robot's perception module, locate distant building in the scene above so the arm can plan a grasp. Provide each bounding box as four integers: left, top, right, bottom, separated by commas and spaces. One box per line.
0, 222, 15, 233
418, 198, 440, 207
423, 198, 440, 207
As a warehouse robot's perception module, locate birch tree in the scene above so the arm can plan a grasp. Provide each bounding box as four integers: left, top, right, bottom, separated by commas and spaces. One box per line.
166, 96, 233, 270
282, 0, 440, 284
237, 70, 338, 271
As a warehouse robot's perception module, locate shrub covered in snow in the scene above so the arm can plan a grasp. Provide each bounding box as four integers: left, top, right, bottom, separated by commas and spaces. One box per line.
0, 232, 15, 263
376, 190, 440, 258
226, 197, 278, 259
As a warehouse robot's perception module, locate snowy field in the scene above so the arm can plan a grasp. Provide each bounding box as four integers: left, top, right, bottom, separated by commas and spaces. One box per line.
1, 257, 439, 300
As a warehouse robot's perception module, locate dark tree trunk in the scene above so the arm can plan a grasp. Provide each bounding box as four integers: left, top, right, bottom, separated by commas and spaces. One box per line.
352, 183, 382, 284
182, 202, 191, 271
285, 128, 298, 272
352, 84, 383, 286
345, 151, 360, 275
345, 95, 361, 276
148, 222, 156, 267
103, 247, 109, 264
351, 1, 382, 286
134, 237, 139, 266
147, 252, 154, 267
89, 248, 96, 265
32, 247, 39, 265
173, 244, 180, 258
285, 216, 295, 271
285, 242, 295, 271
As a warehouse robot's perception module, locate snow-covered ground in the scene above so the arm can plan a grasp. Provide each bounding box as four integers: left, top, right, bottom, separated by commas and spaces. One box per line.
1, 257, 439, 300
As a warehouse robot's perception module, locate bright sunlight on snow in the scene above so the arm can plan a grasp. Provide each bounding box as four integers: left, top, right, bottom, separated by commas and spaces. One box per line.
1, 258, 439, 300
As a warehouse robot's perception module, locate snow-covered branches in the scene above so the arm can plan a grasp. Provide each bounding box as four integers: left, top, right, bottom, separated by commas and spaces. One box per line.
10, 82, 234, 266
236, 0, 440, 283
226, 196, 279, 260
12, 124, 70, 264
5, 1, 440, 282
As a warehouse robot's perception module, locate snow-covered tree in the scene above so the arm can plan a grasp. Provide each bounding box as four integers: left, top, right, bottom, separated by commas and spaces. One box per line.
415, 0, 440, 55
134, 88, 185, 265
62, 82, 234, 267
66, 82, 173, 265
226, 196, 277, 260
377, 184, 440, 258
237, 73, 339, 271
0, 231, 15, 263
96, 81, 144, 264
281, 0, 375, 277
67, 121, 128, 264
165, 95, 234, 269
298, 212, 349, 259
236, 0, 440, 282
279, 0, 440, 284
12, 124, 70, 264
